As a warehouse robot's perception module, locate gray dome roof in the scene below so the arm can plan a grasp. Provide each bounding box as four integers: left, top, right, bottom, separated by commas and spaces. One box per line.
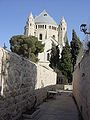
34, 10, 57, 26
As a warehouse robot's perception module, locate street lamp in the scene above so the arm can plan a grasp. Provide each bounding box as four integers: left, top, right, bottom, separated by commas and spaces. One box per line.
80, 24, 90, 34
80, 23, 90, 50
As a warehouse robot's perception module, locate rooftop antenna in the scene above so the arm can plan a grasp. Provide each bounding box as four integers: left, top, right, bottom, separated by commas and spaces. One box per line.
3, 43, 7, 49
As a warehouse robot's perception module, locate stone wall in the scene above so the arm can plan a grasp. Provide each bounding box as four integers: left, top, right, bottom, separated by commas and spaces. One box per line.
36, 64, 56, 89
0, 47, 56, 120
73, 51, 90, 120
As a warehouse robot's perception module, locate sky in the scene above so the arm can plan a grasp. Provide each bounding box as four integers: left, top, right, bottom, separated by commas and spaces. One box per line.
0, 0, 90, 49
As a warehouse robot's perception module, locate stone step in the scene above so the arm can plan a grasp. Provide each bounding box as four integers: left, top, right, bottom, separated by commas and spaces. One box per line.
23, 109, 40, 119
23, 119, 31, 120
33, 111, 42, 120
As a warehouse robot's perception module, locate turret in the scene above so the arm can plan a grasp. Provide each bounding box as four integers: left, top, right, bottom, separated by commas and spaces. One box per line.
58, 17, 67, 47
24, 12, 35, 36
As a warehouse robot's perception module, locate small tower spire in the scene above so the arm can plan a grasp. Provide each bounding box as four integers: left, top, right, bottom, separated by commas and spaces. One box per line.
61, 17, 66, 24
24, 12, 35, 36
29, 12, 33, 19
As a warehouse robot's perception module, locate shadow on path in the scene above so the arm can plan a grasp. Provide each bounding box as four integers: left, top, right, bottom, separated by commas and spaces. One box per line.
22, 91, 83, 120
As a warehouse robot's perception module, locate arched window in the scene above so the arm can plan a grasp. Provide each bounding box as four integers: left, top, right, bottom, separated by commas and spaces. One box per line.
44, 14, 47, 16
47, 53, 50, 61
63, 27, 65, 30
53, 35, 55, 39
45, 25, 46, 29
49, 26, 51, 29
39, 34, 42, 40
38, 25, 44, 28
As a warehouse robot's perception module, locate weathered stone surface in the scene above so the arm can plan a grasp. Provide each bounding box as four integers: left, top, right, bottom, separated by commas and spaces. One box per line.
0, 47, 57, 120
73, 51, 90, 120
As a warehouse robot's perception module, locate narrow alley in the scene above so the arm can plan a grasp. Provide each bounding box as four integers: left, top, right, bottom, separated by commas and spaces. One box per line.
22, 91, 81, 120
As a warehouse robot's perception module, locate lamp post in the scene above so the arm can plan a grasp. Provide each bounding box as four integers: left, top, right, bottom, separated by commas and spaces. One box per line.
80, 24, 90, 50
80, 24, 90, 34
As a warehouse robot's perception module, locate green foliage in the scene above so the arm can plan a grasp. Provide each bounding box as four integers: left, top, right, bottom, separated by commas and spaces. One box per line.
59, 40, 73, 82
49, 42, 60, 69
49, 36, 72, 83
70, 29, 82, 71
10, 35, 44, 63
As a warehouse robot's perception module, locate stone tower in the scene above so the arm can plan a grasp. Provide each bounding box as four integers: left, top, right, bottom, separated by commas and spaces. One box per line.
58, 17, 67, 47
24, 13, 35, 36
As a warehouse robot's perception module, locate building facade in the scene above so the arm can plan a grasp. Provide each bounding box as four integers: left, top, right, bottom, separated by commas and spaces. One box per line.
24, 10, 67, 66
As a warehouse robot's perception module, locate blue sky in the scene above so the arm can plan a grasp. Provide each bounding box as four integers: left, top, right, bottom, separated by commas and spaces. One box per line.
0, 0, 90, 49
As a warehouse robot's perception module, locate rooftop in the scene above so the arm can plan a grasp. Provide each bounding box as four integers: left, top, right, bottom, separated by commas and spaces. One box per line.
34, 10, 57, 26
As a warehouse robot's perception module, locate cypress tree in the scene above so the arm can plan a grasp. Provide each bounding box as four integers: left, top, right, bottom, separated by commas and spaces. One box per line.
49, 42, 60, 69
60, 39, 73, 82
70, 29, 82, 71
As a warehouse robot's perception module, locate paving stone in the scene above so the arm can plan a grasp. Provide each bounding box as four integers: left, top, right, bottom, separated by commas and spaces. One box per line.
34, 92, 79, 120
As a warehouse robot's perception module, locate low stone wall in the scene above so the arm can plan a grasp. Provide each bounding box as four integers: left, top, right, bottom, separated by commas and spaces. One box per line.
36, 64, 57, 89
0, 47, 57, 120
73, 51, 90, 120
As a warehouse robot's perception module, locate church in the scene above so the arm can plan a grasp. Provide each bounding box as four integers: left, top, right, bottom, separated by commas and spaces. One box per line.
24, 10, 67, 66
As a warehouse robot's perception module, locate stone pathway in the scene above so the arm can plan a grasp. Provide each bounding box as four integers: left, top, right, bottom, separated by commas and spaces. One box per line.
23, 92, 80, 120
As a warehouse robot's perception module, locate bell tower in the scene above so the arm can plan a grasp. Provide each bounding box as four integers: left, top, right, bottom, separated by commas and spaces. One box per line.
58, 17, 67, 47
24, 12, 35, 36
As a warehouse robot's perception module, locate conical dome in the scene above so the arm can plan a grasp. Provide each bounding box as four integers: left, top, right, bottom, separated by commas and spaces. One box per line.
34, 10, 57, 26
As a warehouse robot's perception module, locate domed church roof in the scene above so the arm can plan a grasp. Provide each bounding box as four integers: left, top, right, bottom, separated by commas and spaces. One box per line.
34, 10, 57, 26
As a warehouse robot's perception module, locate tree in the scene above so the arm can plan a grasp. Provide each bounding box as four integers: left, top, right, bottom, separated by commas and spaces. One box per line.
49, 42, 60, 69
10, 35, 44, 63
70, 29, 82, 71
59, 40, 73, 82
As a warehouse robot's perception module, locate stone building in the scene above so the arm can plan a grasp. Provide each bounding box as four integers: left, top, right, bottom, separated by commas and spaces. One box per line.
24, 10, 67, 66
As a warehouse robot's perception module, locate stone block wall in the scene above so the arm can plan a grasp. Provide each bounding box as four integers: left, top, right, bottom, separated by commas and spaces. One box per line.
73, 51, 90, 120
0, 47, 37, 120
36, 64, 57, 89
0, 47, 57, 120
